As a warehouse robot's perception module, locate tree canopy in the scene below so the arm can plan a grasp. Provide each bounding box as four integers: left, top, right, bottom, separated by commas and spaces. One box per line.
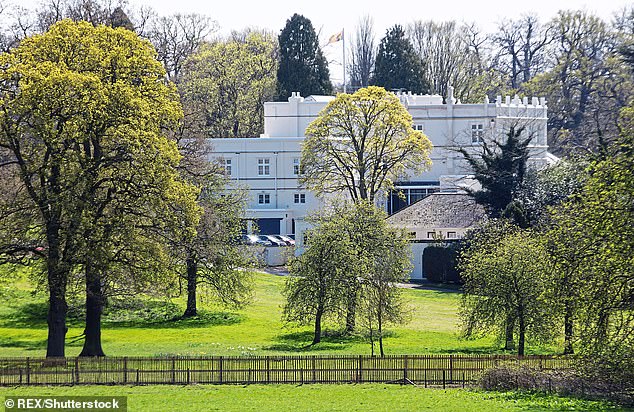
301, 86, 432, 202
180, 31, 278, 138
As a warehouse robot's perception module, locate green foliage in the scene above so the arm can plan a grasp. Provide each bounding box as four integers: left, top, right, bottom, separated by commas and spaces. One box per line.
302, 86, 432, 202
459, 222, 558, 355
547, 110, 634, 372
276, 14, 332, 100
180, 32, 277, 138
372, 25, 428, 93
0, 20, 200, 356
288, 201, 412, 355
283, 217, 356, 344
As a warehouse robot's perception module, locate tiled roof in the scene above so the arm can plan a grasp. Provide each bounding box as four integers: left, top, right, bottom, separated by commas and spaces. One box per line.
387, 192, 486, 228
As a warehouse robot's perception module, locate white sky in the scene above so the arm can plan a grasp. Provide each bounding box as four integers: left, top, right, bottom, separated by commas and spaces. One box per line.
12, 0, 634, 83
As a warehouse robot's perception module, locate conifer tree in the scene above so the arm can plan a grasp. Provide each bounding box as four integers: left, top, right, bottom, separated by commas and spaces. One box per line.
276, 14, 332, 100
372, 25, 428, 93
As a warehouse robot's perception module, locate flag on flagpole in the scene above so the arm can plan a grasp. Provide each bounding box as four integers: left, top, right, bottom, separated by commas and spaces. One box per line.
327, 30, 343, 45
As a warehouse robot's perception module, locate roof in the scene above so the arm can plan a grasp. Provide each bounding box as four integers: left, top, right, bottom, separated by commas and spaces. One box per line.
387, 192, 486, 229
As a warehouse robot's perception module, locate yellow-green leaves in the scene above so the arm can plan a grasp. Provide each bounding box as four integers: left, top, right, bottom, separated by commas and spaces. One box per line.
180, 31, 277, 138
302, 86, 432, 202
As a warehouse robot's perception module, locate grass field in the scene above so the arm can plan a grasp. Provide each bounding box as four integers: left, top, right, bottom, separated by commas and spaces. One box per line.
1, 384, 628, 412
0, 267, 563, 358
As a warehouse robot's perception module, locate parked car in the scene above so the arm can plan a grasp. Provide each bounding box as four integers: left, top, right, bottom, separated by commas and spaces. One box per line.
275, 234, 295, 246
242, 234, 272, 246
258, 235, 286, 247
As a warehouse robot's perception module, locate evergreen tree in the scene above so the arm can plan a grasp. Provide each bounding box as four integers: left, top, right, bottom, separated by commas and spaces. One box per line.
372, 25, 428, 93
276, 14, 332, 100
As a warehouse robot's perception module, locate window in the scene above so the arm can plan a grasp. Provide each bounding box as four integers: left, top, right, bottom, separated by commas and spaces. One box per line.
258, 158, 270, 176
293, 158, 300, 175
258, 193, 270, 204
427, 231, 435, 239
413, 124, 424, 131
471, 124, 484, 143
223, 158, 232, 176
447, 231, 457, 239
294, 193, 306, 204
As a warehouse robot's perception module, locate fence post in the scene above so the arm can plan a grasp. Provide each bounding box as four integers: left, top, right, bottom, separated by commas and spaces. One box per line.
74, 358, 79, 384
266, 356, 270, 384
443, 369, 446, 389
313, 356, 317, 383
135, 369, 139, 385
424, 369, 427, 388
26, 357, 30, 385
449, 355, 453, 384
358, 355, 362, 383
219, 357, 223, 384
171, 357, 176, 384
123, 357, 128, 384
404, 355, 408, 382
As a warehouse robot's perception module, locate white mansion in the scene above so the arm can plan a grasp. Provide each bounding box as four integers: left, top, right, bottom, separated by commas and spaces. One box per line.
210, 88, 553, 276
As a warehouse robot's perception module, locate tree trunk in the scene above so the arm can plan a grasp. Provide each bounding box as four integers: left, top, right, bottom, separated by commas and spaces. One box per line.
563, 303, 574, 355
80, 265, 105, 357
518, 316, 525, 356
45, 230, 68, 358
312, 308, 323, 345
46, 278, 68, 358
378, 312, 384, 357
183, 254, 198, 318
345, 288, 357, 334
504, 314, 515, 351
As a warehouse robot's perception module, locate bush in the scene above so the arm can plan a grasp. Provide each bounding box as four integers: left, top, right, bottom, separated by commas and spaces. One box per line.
479, 365, 633, 406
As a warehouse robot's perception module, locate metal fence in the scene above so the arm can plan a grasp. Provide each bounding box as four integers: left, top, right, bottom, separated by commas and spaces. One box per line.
0, 355, 573, 386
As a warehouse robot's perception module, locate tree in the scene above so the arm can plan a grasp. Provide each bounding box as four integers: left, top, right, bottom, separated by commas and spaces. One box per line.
524, 10, 633, 155
458, 126, 532, 224
546, 107, 634, 364
301, 86, 432, 203
180, 31, 278, 138
459, 223, 557, 355
372, 25, 428, 93
408, 20, 484, 100
354, 202, 411, 356
491, 14, 552, 90
283, 201, 411, 354
0, 20, 199, 357
147, 13, 216, 83
348, 15, 375, 91
175, 138, 254, 318
276, 13, 332, 100
283, 216, 355, 344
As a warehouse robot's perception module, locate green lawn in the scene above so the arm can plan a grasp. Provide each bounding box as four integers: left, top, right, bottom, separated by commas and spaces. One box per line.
1, 384, 627, 412
0, 266, 559, 357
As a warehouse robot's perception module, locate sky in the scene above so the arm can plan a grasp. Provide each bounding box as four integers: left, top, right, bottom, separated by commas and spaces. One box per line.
10, 0, 634, 83
128, 0, 631, 84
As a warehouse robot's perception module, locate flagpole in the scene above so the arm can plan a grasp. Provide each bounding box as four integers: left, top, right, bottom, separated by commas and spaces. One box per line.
342, 28, 346, 94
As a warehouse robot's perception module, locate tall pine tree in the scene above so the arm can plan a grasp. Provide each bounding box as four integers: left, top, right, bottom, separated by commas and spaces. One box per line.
372, 25, 428, 93
276, 14, 332, 100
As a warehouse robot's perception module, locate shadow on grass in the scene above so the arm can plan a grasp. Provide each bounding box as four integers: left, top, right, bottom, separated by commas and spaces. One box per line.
103, 311, 245, 329
0, 300, 245, 330
0, 336, 48, 351
265, 329, 370, 353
